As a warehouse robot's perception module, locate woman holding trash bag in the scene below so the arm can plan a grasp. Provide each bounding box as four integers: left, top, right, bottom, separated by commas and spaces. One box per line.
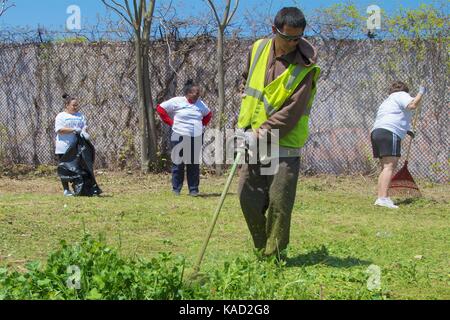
156, 80, 212, 196
54, 93, 89, 196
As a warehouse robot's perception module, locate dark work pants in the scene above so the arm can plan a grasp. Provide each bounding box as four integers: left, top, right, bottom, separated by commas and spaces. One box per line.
170, 134, 202, 193
57, 154, 70, 191
238, 157, 300, 256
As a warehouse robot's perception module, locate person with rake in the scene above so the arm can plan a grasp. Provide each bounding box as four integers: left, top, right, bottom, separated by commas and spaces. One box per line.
371, 81, 426, 209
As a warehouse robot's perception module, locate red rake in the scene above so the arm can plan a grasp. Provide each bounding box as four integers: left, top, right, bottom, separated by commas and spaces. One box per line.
388, 102, 422, 198
388, 160, 421, 198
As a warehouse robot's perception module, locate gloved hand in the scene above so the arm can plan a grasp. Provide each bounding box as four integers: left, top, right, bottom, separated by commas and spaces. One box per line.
407, 130, 416, 139
234, 131, 257, 153
419, 85, 427, 95
80, 130, 90, 140
244, 131, 257, 150
72, 127, 82, 134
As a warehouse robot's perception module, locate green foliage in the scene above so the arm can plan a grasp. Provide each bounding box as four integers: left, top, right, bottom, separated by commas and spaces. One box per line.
430, 161, 449, 177
148, 151, 170, 173
1, 174, 448, 299
0, 125, 7, 164
312, 3, 365, 39
33, 165, 57, 176
384, 2, 449, 64
54, 37, 88, 44
0, 235, 186, 300
311, 1, 448, 42
0, 235, 389, 300
362, 146, 378, 176
0, 164, 56, 178
117, 129, 137, 170
386, 3, 449, 41
0, 164, 35, 177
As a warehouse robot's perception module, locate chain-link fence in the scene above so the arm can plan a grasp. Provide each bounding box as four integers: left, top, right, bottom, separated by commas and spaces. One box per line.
0, 34, 448, 182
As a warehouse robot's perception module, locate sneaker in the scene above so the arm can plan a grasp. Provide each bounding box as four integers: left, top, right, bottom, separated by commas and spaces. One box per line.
189, 191, 199, 197
172, 190, 180, 196
374, 198, 398, 209
63, 190, 74, 197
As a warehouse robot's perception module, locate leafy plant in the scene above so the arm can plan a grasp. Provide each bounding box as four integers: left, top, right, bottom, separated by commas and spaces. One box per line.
0, 235, 186, 300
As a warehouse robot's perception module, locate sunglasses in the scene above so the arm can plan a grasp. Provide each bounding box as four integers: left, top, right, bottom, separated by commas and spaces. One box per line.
275, 27, 303, 42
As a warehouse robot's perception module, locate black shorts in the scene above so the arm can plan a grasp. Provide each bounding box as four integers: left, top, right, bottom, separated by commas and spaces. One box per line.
371, 128, 401, 158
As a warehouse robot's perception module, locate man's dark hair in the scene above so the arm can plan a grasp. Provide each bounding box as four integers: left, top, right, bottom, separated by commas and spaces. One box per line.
274, 7, 306, 30
389, 81, 409, 95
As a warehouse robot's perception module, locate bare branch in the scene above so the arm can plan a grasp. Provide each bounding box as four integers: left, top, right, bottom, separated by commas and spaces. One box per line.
206, 0, 221, 26
133, 0, 141, 29
221, 0, 231, 26
101, 0, 133, 26
143, 0, 156, 39
226, 0, 239, 26
0, 0, 15, 17
158, 19, 179, 75
110, 0, 130, 14
122, 0, 134, 20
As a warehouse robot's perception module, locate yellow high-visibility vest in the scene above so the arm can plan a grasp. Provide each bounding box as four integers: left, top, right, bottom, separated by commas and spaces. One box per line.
237, 38, 320, 148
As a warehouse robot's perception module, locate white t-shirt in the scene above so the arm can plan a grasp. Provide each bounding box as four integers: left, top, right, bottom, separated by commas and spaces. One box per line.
372, 91, 414, 139
54, 111, 87, 154
160, 97, 210, 137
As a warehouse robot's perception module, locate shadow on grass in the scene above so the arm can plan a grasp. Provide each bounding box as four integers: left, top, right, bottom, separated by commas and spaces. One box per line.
286, 245, 372, 268
394, 197, 421, 205
197, 193, 236, 198
97, 194, 113, 198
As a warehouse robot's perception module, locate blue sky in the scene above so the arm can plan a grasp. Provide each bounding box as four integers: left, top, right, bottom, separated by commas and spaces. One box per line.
0, 0, 446, 31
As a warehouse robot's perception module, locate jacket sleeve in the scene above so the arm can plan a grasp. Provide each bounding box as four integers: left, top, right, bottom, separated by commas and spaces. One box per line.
156, 105, 174, 126
240, 45, 253, 93
259, 71, 314, 139
202, 112, 213, 126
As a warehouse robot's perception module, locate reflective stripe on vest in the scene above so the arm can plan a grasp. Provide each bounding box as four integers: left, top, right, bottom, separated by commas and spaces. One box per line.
244, 64, 314, 117
244, 87, 277, 116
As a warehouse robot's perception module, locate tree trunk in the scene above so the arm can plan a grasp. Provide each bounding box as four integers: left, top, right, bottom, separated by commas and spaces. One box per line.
215, 28, 226, 175
216, 28, 226, 130
135, 38, 150, 172
142, 40, 158, 167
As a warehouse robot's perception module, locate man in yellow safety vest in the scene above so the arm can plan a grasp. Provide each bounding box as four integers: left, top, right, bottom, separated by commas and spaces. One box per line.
237, 7, 320, 259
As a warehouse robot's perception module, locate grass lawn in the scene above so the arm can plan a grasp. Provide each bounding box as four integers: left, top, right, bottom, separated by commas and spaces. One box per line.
0, 171, 449, 299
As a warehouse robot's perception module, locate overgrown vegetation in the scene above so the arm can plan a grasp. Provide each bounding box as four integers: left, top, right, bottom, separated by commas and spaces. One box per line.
0, 235, 186, 300
0, 173, 448, 300
0, 234, 387, 300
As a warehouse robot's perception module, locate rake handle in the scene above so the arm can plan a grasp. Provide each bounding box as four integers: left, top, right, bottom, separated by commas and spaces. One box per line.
404, 101, 422, 163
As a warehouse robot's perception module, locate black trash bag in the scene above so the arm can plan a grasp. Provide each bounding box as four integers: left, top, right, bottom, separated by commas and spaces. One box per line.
57, 134, 102, 197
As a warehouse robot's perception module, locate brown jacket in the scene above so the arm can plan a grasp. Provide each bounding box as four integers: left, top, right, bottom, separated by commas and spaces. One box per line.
241, 37, 318, 139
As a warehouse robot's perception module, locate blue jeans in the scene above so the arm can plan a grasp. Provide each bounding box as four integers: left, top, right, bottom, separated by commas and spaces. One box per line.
170, 134, 202, 193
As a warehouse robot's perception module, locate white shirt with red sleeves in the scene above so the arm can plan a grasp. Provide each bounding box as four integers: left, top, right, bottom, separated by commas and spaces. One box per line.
159, 97, 210, 137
